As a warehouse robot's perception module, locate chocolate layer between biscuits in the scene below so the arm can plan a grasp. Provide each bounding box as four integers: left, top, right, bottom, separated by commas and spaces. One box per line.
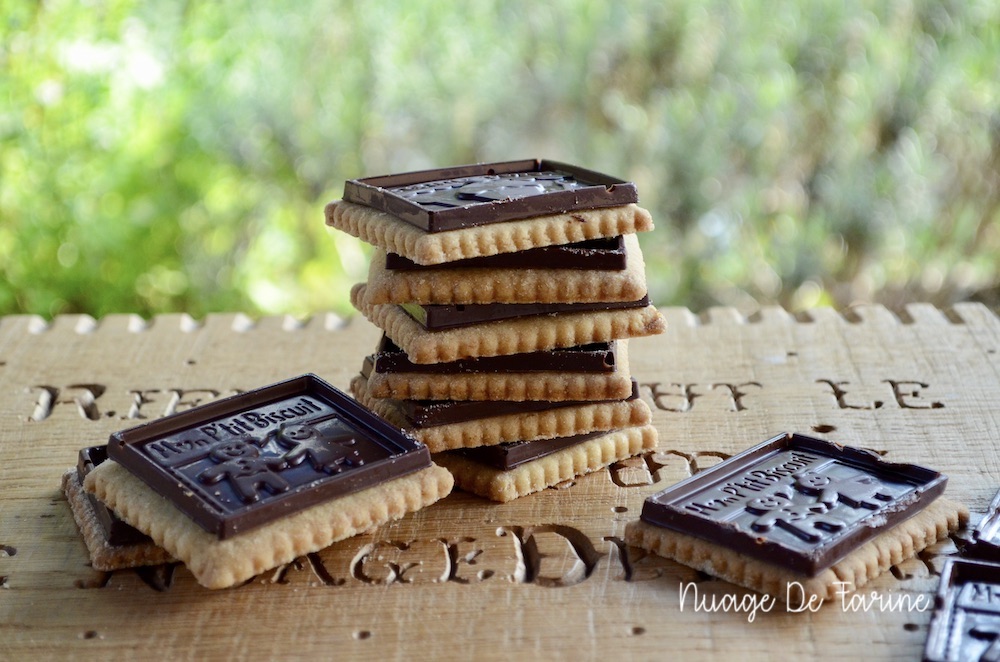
451, 429, 608, 470
388, 379, 640, 427
364, 336, 619, 375
78, 445, 152, 546
385, 236, 627, 271
400, 296, 650, 330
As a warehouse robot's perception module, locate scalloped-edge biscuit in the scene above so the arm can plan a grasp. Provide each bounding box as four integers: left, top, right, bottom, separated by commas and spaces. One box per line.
84, 461, 453, 589
325, 200, 653, 265
359, 339, 633, 401
435, 425, 658, 503
350, 373, 652, 452
351, 284, 666, 365
62, 468, 175, 571
362, 234, 649, 305
623, 497, 968, 605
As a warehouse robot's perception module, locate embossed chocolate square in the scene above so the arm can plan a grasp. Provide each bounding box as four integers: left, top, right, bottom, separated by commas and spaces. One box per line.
343, 159, 637, 232
639, 432, 948, 576
924, 558, 1000, 662
108, 374, 431, 539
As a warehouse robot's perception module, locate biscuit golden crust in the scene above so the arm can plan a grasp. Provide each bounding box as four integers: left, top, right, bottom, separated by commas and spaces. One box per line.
351, 284, 666, 365
325, 200, 653, 266
435, 425, 658, 503
351, 373, 652, 452
84, 461, 453, 589
361, 233, 649, 305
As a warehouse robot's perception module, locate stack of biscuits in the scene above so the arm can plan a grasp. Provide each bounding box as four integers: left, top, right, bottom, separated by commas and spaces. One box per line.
326, 160, 664, 502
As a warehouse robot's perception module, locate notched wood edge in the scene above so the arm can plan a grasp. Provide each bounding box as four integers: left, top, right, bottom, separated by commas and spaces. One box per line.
0, 304, 995, 335
0, 312, 355, 335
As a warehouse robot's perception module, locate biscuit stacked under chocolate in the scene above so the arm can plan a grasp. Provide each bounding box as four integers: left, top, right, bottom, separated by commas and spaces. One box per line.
327, 160, 664, 501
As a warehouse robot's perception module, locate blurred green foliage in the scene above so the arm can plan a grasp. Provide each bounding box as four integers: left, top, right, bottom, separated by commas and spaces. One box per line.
2, 0, 999, 318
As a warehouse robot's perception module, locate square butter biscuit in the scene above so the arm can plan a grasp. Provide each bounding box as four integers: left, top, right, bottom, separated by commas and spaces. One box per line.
435, 425, 658, 503
351, 372, 651, 453
326, 200, 653, 266
351, 284, 665, 365
361, 233, 650, 306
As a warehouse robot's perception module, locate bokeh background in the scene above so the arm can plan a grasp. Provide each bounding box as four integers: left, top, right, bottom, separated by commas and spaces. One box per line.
3, 0, 1000, 319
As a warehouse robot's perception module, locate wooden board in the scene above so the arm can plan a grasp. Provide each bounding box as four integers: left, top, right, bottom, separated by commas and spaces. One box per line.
1, 304, 998, 660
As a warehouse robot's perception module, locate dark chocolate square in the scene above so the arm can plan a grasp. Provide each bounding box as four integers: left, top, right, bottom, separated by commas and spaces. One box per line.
108, 374, 430, 539
343, 159, 637, 232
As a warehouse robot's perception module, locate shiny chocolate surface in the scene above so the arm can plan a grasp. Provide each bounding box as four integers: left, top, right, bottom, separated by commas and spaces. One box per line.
343, 159, 637, 232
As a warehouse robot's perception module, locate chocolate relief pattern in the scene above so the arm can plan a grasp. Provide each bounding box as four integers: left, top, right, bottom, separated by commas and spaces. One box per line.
388, 171, 586, 211
649, 449, 923, 557
955, 581, 1000, 661
927, 563, 1000, 662
141, 396, 382, 510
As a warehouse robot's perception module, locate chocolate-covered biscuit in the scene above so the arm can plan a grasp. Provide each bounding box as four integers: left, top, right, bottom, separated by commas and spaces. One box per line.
637, 432, 947, 575
343, 159, 637, 232
108, 374, 432, 539
85, 374, 453, 589
624, 432, 968, 603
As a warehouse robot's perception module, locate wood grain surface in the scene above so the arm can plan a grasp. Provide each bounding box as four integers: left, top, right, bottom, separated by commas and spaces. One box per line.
1, 304, 998, 660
